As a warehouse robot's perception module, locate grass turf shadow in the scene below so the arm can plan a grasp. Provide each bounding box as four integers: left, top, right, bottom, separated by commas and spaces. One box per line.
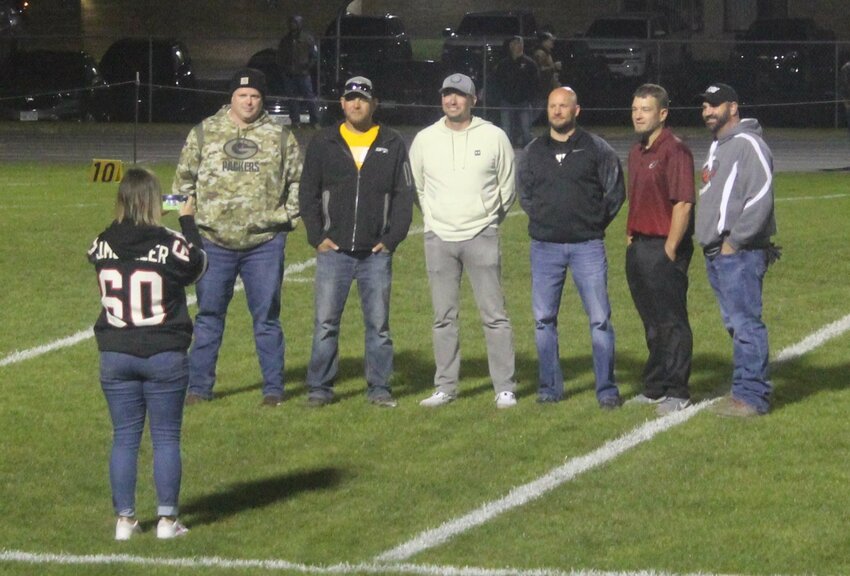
180, 468, 347, 527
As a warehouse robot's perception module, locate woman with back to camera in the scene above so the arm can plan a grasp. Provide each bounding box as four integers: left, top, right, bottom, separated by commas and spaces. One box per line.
88, 168, 207, 540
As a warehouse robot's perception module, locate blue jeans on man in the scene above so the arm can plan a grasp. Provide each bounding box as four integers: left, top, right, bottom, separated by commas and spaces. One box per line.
500, 102, 534, 149
306, 249, 394, 402
531, 239, 619, 403
100, 350, 188, 518
283, 73, 319, 126
188, 233, 287, 400
705, 248, 771, 413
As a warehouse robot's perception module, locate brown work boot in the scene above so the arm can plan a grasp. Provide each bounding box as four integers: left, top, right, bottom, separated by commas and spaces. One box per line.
710, 396, 762, 418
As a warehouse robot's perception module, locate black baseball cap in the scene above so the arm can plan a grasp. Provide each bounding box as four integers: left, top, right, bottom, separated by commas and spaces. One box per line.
697, 83, 738, 106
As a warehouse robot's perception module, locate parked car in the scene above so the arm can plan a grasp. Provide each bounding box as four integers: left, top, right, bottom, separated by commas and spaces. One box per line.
441, 10, 539, 94
0, 49, 109, 121
99, 37, 197, 122
320, 12, 412, 94
727, 18, 836, 100
583, 12, 691, 80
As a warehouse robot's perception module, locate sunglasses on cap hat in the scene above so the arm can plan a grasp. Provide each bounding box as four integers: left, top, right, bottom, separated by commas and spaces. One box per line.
343, 77, 373, 99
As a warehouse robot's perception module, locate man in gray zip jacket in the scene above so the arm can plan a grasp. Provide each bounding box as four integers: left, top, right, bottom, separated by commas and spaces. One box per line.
696, 83, 777, 417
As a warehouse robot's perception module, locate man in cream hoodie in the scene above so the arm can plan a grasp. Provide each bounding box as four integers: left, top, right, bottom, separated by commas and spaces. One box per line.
409, 73, 518, 409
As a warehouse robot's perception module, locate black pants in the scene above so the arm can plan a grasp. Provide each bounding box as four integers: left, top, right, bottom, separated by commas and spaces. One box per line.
625, 236, 693, 399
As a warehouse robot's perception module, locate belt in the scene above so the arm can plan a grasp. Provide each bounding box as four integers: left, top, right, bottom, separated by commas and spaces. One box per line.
631, 233, 665, 242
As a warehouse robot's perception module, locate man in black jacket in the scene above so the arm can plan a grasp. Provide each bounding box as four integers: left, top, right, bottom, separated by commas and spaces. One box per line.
494, 36, 539, 148
517, 87, 625, 408
299, 76, 415, 407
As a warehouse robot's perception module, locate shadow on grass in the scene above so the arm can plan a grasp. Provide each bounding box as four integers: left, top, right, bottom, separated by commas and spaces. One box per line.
203, 344, 838, 412
206, 364, 310, 402
181, 468, 346, 527
769, 356, 850, 411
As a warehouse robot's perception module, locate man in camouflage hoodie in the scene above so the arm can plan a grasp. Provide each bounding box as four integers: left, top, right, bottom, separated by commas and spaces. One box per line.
173, 68, 302, 407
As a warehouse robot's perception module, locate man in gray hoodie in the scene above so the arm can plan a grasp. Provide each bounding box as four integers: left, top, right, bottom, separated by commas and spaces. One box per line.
696, 83, 777, 417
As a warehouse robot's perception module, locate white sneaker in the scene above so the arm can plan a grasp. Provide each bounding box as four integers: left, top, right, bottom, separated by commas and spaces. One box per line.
495, 391, 517, 409
624, 393, 665, 406
157, 517, 189, 539
115, 517, 141, 541
419, 391, 455, 407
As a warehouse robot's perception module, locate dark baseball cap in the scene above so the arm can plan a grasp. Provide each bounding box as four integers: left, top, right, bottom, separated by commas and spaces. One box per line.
229, 68, 267, 98
697, 83, 738, 106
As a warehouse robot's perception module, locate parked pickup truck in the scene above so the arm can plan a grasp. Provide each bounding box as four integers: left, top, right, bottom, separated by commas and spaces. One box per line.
583, 12, 690, 80
441, 10, 539, 95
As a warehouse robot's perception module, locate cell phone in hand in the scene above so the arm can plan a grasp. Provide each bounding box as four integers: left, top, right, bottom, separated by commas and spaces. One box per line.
162, 194, 188, 211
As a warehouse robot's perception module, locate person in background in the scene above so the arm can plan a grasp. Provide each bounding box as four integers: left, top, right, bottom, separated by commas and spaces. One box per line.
696, 82, 778, 417
299, 76, 415, 407
277, 14, 320, 126
174, 68, 302, 407
625, 83, 695, 416
517, 86, 624, 409
493, 36, 539, 148
88, 168, 207, 540
409, 73, 518, 409
532, 31, 562, 100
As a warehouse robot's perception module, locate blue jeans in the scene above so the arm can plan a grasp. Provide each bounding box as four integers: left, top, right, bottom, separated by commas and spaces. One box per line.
500, 102, 533, 148
189, 233, 286, 399
705, 249, 771, 413
307, 249, 394, 400
283, 73, 319, 125
531, 239, 618, 402
100, 351, 188, 518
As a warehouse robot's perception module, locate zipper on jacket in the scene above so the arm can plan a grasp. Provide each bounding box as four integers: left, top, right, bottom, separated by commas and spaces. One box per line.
351, 171, 361, 249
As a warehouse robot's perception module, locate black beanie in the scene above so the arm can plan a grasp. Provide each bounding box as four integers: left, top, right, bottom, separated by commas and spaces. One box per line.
229, 68, 267, 99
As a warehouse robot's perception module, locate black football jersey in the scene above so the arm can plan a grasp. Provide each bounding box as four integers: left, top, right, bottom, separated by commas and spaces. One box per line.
88, 217, 207, 357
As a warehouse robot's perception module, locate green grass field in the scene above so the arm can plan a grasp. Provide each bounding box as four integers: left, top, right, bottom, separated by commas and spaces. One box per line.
1, 162, 849, 576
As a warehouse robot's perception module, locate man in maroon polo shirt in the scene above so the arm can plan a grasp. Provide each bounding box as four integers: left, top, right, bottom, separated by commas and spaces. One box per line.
624, 83, 696, 416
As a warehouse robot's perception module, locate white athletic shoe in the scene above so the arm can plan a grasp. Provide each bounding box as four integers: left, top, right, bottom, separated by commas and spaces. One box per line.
624, 393, 665, 406
157, 517, 189, 539
419, 391, 455, 407
495, 391, 517, 409
115, 517, 141, 541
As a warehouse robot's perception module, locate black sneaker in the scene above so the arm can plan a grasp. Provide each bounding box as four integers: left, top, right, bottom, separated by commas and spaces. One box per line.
599, 396, 623, 410
261, 395, 282, 407
307, 395, 334, 408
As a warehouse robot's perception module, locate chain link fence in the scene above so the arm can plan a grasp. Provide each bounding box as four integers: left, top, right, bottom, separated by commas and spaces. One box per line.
1, 33, 849, 128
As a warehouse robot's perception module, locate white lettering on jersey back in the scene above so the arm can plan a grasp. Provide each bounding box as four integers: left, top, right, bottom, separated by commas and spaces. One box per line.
136, 245, 169, 264
93, 240, 117, 260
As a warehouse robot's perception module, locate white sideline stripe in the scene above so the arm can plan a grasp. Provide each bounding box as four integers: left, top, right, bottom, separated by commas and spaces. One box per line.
375, 401, 714, 562
773, 313, 850, 364
375, 314, 850, 563
0, 550, 752, 576
0, 258, 318, 369
776, 193, 849, 202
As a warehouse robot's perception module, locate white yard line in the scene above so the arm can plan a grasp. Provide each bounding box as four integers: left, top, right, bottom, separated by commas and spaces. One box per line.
0, 267, 840, 576
0, 550, 759, 576
0, 257, 317, 368
775, 193, 849, 202
375, 401, 715, 562
374, 317, 849, 562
